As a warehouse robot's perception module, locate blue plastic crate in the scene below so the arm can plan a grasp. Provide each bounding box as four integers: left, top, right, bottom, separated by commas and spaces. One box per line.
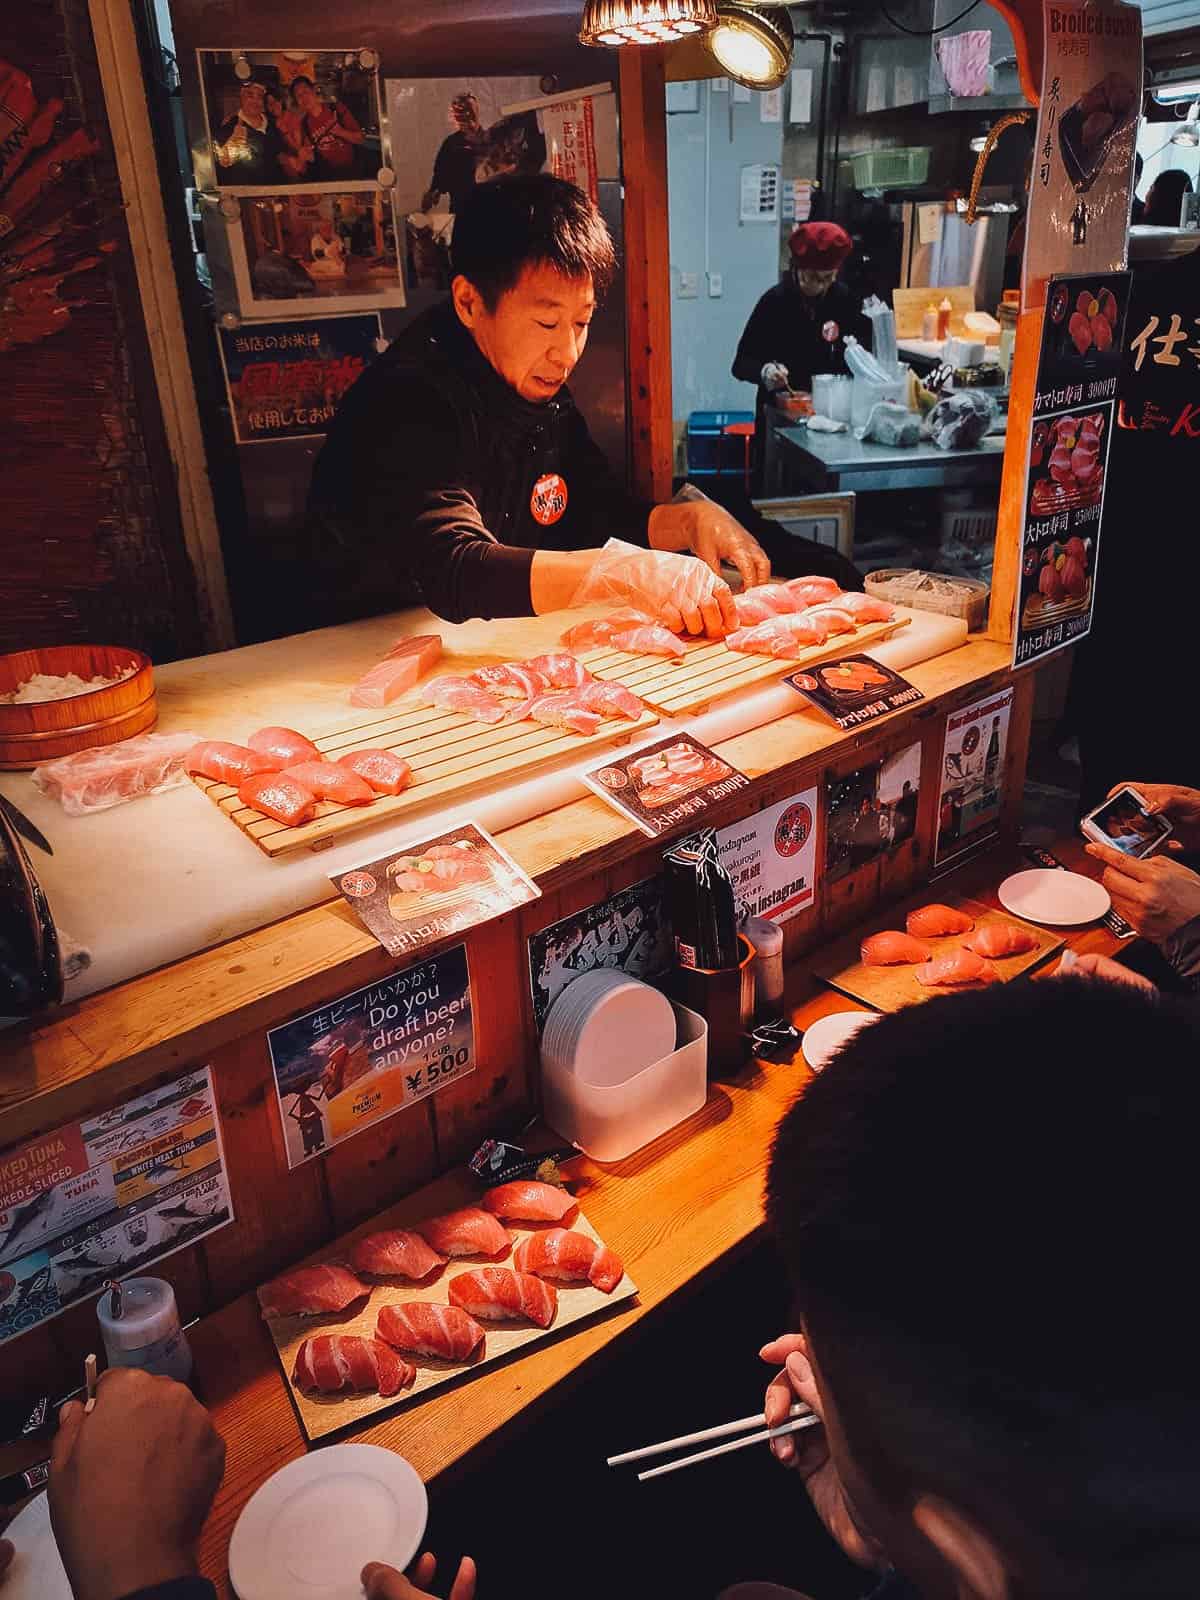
686, 410, 754, 475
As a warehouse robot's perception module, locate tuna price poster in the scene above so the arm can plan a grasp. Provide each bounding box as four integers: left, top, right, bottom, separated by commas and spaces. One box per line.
0, 1069, 233, 1345
936, 688, 1014, 868
217, 314, 382, 443
1022, 0, 1141, 308
583, 735, 751, 839
267, 944, 474, 1168
715, 788, 820, 926
1013, 270, 1129, 668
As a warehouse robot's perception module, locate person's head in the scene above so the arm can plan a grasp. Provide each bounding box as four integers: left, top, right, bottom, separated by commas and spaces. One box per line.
450, 173, 616, 403
789, 220, 852, 296
316, 218, 334, 239
1144, 167, 1194, 226
291, 76, 320, 116
767, 979, 1200, 1600
239, 81, 266, 119
450, 91, 480, 132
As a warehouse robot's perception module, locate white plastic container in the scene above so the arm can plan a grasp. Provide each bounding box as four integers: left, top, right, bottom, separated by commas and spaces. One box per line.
541, 992, 708, 1163
96, 1276, 193, 1383
851, 375, 906, 430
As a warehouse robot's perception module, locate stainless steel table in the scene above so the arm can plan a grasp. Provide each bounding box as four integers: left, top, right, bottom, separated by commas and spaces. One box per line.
770, 424, 1007, 495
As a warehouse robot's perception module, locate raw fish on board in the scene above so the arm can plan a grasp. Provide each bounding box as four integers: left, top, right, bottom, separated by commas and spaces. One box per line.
906, 904, 975, 938
480, 1180, 577, 1223
528, 692, 602, 736
916, 950, 996, 987
962, 924, 1039, 958
376, 1301, 485, 1362
726, 610, 843, 657
236, 773, 317, 827
292, 1334, 414, 1397
830, 592, 896, 623
185, 741, 277, 784
469, 663, 549, 700
336, 749, 413, 795
258, 1263, 369, 1318
448, 1267, 558, 1328
280, 762, 374, 807
350, 636, 443, 707
784, 576, 843, 606
348, 1229, 445, 1280
576, 680, 645, 721
513, 1228, 623, 1293
416, 1207, 511, 1259
247, 727, 321, 767
562, 609, 685, 658
422, 678, 508, 724
860, 931, 933, 967
797, 605, 856, 637
524, 652, 590, 689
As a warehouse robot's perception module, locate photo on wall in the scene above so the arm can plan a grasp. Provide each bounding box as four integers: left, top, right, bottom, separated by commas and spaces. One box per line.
825, 741, 921, 885
197, 48, 383, 190
225, 189, 405, 318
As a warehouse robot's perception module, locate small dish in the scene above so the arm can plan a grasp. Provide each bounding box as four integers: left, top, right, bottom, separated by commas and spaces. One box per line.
997, 869, 1110, 927
802, 1010, 880, 1073
0, 1493, 71, 1600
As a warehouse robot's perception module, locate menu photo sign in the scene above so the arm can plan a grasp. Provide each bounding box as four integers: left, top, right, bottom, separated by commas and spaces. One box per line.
582, 734, 750, 839
1013, 270, 1130, 668
785, 654, 924, 729
267, 944, 475, 1168
0, 1069, 233, 1344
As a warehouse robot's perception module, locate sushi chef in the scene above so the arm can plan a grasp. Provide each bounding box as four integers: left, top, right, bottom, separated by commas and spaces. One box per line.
732, 221, 871, 429
307, 172, 771, 638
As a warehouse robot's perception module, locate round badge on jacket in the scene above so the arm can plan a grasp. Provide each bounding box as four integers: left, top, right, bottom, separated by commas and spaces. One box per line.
822, 320, 840, 344
530, 472, 568, 525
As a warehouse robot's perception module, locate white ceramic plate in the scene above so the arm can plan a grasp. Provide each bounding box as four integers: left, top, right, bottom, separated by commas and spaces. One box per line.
229, 1444, 427, 1600
0, 1494, 71, 1600
802, 1010, 880, 1073
997, 869, 1110, 928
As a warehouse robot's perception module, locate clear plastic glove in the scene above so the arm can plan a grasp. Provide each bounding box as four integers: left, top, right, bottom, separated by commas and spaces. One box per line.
761, 361, 790, 393
572, 539, 736, 638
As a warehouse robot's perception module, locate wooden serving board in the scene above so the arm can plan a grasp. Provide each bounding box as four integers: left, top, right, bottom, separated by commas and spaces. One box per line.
261, 1194, 637, 1443
813, 893, 1063, 1012
189, 699, 658, 858
580, 613, 909, 718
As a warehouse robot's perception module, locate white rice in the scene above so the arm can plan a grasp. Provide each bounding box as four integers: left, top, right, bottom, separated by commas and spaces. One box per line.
1, 668, 134, 705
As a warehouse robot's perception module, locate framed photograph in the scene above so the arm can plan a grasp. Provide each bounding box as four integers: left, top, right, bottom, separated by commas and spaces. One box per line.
197, 48, 383, 191
224, 188, 405, 318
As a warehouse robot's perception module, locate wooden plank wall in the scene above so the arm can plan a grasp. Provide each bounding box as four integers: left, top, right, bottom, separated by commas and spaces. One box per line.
0, 674, 1034, 1398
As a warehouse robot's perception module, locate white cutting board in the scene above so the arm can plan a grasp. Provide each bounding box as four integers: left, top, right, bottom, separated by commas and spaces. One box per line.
0, 605, 964, 1001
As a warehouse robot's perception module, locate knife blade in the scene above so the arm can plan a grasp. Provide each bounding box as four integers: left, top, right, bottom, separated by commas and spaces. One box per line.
0, 793, 52, 856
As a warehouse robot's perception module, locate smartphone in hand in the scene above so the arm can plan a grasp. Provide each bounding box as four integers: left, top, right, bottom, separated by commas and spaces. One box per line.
1080, 785, 1172, 859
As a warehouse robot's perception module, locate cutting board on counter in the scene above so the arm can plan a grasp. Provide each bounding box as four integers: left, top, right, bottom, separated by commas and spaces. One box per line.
814, 894, 1063, 1012
580, 613, 909, 717
190, 699, 658, 858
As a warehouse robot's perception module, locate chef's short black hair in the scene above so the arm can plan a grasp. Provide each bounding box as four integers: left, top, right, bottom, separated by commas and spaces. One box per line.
451, 173, 616, 308
767, 978, 1200, 1598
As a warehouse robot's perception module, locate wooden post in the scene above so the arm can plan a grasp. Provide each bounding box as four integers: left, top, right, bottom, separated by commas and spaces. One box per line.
618, 47, 675, 504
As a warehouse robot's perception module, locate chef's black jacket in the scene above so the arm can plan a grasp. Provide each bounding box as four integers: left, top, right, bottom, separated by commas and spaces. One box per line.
732, 277, 871, 429
306, 300, 652, 624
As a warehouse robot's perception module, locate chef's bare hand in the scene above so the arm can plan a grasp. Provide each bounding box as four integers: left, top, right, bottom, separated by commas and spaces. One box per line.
1084, 840, 1200, 944
760, 1334, 888, 1572
49, 1368, 225, 1600
364, 1553, 477, 1600
1108, 782, 1200, 851
761, 361, 790, 393
1059, 951, 1157, 993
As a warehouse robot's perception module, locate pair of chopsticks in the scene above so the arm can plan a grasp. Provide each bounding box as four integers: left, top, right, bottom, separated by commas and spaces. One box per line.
607, 1401, 819, 1482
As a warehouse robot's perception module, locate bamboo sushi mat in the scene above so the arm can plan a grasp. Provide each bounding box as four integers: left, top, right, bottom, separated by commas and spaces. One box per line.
189, 699, 659, 858
262, 1189, 637, 1442
579, 614, 910, 717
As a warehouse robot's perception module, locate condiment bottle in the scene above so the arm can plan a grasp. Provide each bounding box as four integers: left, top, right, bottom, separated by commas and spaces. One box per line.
936, 296, 953, 341
921, 303, 939, 341
96, 1277, 193, 1384
743, 914, 785, 1019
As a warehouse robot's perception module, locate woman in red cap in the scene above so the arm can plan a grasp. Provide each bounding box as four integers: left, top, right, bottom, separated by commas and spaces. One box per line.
732, 220, 872, 469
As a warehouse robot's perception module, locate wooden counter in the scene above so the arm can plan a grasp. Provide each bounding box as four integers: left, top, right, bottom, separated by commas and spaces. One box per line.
0, 622, 1031, 1408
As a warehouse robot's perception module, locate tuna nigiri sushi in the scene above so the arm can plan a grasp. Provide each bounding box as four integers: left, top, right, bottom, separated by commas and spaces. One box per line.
257, 1263, 369, 1318
906, 904, 975, 939
336, 749, 413, 795
237, 772, 318, 827
861, 931, 933, 967
416, 1207, 511, 1260
480, 1180, 577, 1224
423, 677, 507, 724
281, 761, 375, 807
732, 583, 803, 626
185, 740, 277, 785
448, 1267, 558, 1329
962, 923, 1039, 959
830, 592, 896, 623
247, 726, 321, 767
349, 635, 442, 707
915, 950, 997, 988
726, 611, 839, 657
524, 652, 590, 689
561, 610, 685, 658
292, 1334, 414, 1398
469, 663, 548, 700
575, 679, 645, 722
349, 1229, 445, 1281
799, 605, 857, 637
376, 1301, 485, 1363
513, 1229, 624, 1293
528, 692, 602, 736
785, 575, 843, 607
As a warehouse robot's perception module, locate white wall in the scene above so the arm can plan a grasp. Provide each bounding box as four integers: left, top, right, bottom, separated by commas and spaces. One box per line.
1136, 115, 1200, 205
667, 81, 784, 425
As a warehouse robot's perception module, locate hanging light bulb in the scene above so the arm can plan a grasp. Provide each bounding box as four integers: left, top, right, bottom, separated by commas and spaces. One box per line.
703, 3, 793, 90
579, 0, 717, 47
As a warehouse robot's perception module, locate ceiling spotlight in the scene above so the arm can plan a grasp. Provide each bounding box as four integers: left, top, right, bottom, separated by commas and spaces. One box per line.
579, 0, 717, 46
703, 2, 794, 91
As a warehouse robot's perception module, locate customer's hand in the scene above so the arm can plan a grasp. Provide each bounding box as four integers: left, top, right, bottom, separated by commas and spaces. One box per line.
651, 495, 771, 598
1059, 951, 1157, 993
1084, 840, 1200, 943
761, 1334, 888, 1572
1, 1508, 13, 1586
1108, 782, 1200, 851
49, 1368, 225, 1600
364, 1552, 477, 1600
